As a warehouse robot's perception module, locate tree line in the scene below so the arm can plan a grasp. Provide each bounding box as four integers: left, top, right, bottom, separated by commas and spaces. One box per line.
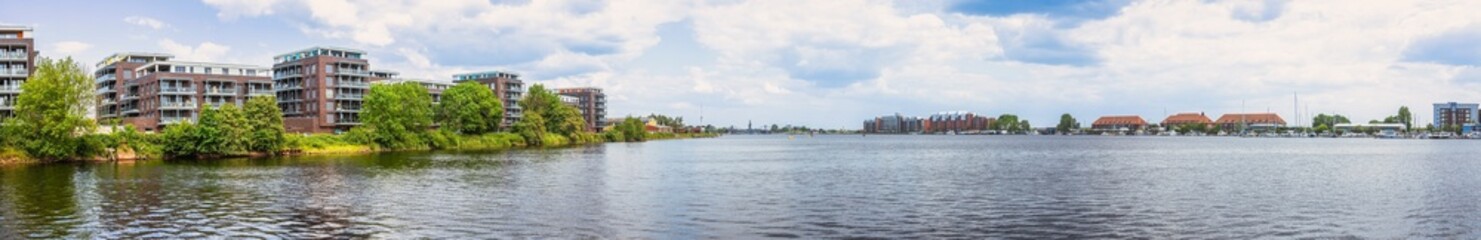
1, 57, 689, 162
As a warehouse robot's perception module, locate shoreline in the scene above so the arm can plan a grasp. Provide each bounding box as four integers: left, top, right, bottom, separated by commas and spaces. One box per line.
0, 133, 720, 166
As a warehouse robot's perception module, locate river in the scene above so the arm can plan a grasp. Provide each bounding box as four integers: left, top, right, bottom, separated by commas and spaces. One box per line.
1, 135, 1479, 238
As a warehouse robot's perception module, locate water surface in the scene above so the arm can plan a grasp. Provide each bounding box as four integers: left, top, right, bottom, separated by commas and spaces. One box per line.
2, 135, 1479, 238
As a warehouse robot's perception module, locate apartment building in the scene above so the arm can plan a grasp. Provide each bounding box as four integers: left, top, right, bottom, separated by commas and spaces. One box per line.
556, 87, 607, 132
924, 111, 994, 134
863, 113, 923, 134
1433, 102, 1479, 132
0, 26, 36, 118
95, 53, 172, 123
115, 60, 270, 131
452, 71, 525, 128
273, 47, 386, 134
1091, 115, 1149, 131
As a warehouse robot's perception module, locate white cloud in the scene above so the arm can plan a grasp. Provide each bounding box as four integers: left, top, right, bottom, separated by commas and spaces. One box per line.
195, 0, 1481, 127
203, 0, 286, 20
123, 16, 170, 30
51, 41, 93, 56
158, 39, 232, 62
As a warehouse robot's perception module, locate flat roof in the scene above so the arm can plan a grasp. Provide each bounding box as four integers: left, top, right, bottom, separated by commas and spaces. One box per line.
0, 25, 33, 31
453, 70, 521, 78
96, 52, 174, 67
273, 46, 366, 59
136, 61, 269, 71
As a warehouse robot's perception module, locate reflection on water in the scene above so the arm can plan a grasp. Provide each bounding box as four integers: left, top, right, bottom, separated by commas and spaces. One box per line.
2, 136, 1481, 238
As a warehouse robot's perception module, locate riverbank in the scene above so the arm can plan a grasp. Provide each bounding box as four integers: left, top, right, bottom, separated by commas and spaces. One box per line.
0, 132, 721, 165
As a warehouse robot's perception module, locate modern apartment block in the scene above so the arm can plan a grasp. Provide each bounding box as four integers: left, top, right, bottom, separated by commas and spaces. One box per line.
95, 53, 172, 123
100, 57, 272, 131
923, 111, 994, 134
863, 113, 923, 134
452, 71, 525, 128
1432, 102, 1479, 130
273, 47, 387, 133
557, 87, 607, 131
0, 26, 36, 118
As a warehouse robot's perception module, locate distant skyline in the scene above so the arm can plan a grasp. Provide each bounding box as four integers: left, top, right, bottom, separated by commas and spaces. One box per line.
3, 0, 1481, 128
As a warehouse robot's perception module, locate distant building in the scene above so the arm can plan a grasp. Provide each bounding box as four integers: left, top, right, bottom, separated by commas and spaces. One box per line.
1432, 102, 1478, 133
1160, 112, 1213, 128
864, 113, 922, 134
923, 111, 994, 134
453, 71, 525, 129
0, 25, 36, 119
1091, 115, 1149, 131
1214, 113, 1286, 131
105, 57, 273, 132
273, 46, 388, 134
557, 87, 607, 132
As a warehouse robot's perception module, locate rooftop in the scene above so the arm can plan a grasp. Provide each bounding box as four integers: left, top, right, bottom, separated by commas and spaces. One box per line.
273, 46, 366, 62
0, 25, 33, 31
1161, 112, 1213, 125
1214, 113, 1287, 124
96, 52, 174, 67
453, 70, 521, 81
1092, 115, 1149, 126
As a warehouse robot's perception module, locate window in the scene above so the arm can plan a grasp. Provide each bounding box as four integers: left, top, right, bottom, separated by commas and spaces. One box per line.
204, 68, 212, 74
247, 70, 257, 75
174, 66, 186, 72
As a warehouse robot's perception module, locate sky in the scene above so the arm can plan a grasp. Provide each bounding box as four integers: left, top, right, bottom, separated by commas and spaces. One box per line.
4, 0, 1481, 129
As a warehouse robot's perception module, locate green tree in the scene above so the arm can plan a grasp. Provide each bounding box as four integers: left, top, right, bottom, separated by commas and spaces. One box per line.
218, 104, 249, 152
361, 82, 434, 149
514, 110, 548, 146
1311, 114, 1351, 128
519, 84, 589, 135
193, 107, 230, 155
1397, 106, 1412, 130
160, 121, 200, 158
436, 81, 503, 134
1, 57, 98, 160
618, 117, 647, 142
1056, 113, 1077, 134
244, 96, 286, 153
993, 114, 1021, 133
551, 104, 588, 135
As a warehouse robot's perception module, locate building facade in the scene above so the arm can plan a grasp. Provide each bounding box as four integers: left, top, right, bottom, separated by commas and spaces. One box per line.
273, 47, 386, 133
1432, 102, 1478, 131
923, 111, 994, 134
863, 113, 923, 134
112, 60, 271, 131
1214, 113, 1286, 131
453, 71, 524, 129
376, 79, 452, 104
1160, 112, 1213, 128
1091, 115, 1149, 131
557, 87, 607, 132
95, 53, 173, 123
0, 26, 36, 118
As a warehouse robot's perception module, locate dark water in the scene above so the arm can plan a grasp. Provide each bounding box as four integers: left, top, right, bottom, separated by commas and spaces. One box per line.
2, 135, 1480, 239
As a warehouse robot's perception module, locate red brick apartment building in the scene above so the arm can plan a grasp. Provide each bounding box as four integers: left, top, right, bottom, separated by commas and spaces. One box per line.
95, 53, 272, 131
273, 47, 392, 134
453, 71, 525, 128
557, 87, 607, 132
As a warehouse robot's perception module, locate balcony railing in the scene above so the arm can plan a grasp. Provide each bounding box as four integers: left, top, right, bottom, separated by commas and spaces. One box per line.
0, 68, 27, 76
334, 94, 364, 100
0, 51, 26, 61
159, 101, 196, 109
0, 85, 19, 93
249, 89, 274, 95
336, 81, 369, 88
334, 69, 370, 76
96, 87, 116, 94
204, 88, 238, 95
275, 84, 302, 91
336, 107, 362, 112
160, 87, 195, 94
161, 117, 194, 125
273, 72, 303, 79
97, 74, 116, 83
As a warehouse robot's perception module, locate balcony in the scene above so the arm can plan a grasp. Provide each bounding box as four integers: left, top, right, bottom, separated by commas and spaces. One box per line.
159, 101, 196, 109
99, 98, 118, 106
273, 72, 303, 80
121, 108, 140, 114
0, 85, 19, 93
159, 87, 195, 94
204, 88, 238, 96
333, 94, 364, 100
335, 81, 369, 88
275, 84, 302, 91
249, 89, 274, 96
335, 107, 362, 112
121, 94, 140, 100
206, 102, 234, 109
333, 69, 370, 76
0, 51, 27, 61
161, 117, 194, 125
97, 74, 116, 83
0, 68, 27, 77
96, 87, 116, 94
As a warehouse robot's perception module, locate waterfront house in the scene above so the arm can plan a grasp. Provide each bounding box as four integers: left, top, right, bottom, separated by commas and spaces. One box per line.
1214, 113, 1286, 132
1432, 102, 1478, 134
1091, 115, 1148, 134
1160, 112, 1213, 129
